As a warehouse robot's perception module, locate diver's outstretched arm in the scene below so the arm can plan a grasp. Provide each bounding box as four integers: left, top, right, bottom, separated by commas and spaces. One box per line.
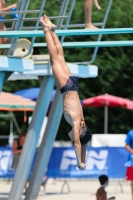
81, 144, 87, 163
73, 124, 86, 170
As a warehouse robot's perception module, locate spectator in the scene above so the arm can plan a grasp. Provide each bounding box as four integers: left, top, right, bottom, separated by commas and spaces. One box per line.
41, 174, 48, 194
11, 130, 28, 193
84, 0, 101, 29
96, 175, 115, 200
125, 129, 133, 200
0, 0, 17, 54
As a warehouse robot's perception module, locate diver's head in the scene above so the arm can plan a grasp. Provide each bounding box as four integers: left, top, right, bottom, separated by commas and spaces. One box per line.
80, 126, 92, 145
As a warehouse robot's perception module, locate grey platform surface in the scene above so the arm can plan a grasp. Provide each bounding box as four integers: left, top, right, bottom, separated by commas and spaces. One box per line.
0, 178, 131, 200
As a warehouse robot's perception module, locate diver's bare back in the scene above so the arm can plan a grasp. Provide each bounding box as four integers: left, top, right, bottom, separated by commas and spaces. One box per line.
63, 91, 82, 127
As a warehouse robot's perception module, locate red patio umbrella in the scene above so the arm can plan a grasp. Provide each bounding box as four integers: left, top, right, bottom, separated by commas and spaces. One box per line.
82, 94, 133, 133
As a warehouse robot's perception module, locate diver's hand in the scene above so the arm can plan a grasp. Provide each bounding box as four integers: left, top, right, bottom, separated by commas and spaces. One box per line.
77, 162, 86, 170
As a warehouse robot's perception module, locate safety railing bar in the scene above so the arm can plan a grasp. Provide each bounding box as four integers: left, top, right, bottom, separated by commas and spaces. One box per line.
9, 0, 34, 55
49, 16, 68, 19
6, 22, 103, 30
23, 16, 68, 21
6, 22, 102, 30
0, 136, 18, 139
1, 41, 133, 49
60, 23, 103, 28
7, 0, 30, 55
20, 0, 47, 59
7, 27, 35, 30
18, 0, 33, 30
12, 0, 29, 31
9, 0, 46, 58
0, 19, 18, 22
3, 0, 22, 55
9, 0, 25, 31
0, 10, 40, 15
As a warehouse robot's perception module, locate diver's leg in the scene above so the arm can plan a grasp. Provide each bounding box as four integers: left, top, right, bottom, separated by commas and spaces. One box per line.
40, 17, 69, 88
44, 15, 72, 75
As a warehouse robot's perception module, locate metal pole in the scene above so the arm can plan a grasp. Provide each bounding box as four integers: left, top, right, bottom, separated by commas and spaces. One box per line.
8, 76, 54, 200
25, 89, 63, 200
21, 0, 47, 58
59, 0, 69, 28
0, 72, 11, 91
61, 0, 76, 43
7, 0, 28, 55
56, 0, 67, 29
9, 115, 14, 146
104, 104, 108, 134
11, 112, 21, 134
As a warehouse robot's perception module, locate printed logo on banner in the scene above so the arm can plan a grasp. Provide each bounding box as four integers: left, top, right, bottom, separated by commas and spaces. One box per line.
60, 150, 77, 170
0, 150, 12, 175
86, 150, 108, 170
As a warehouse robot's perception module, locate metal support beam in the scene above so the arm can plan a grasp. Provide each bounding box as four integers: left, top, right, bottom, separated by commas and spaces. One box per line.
8, 76, 55, 200
25, 89, 63, 200
0, 72, 11, 91
0, 10, 40, 15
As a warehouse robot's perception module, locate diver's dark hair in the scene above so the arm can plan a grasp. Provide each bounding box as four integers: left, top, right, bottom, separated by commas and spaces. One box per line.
80, 126, 92, 145
99, 175, 108, 185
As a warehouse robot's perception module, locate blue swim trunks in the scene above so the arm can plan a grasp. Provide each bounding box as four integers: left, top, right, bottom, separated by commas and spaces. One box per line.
60, 76, 79, 94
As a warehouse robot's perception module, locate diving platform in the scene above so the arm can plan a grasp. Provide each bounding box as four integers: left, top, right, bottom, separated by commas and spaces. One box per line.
8, 62, 98, 80
0, 56, 34, 72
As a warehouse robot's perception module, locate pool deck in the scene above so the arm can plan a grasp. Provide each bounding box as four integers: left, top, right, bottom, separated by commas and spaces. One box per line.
0, 178, 131, 200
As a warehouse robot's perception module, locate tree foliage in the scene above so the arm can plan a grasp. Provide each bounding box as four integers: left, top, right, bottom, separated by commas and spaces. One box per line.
1, 0, 133, 144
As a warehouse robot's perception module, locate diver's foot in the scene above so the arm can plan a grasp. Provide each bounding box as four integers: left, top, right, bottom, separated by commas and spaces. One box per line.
40, 16, 51, 31
44, 15, 56, 31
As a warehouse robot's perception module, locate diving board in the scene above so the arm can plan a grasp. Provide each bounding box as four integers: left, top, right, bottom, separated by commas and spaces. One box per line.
8, 63, 98, 80
0, 28, 133, 38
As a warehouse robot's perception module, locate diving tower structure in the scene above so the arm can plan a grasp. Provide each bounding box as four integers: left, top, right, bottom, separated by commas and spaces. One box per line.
0, 0, 116, 200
